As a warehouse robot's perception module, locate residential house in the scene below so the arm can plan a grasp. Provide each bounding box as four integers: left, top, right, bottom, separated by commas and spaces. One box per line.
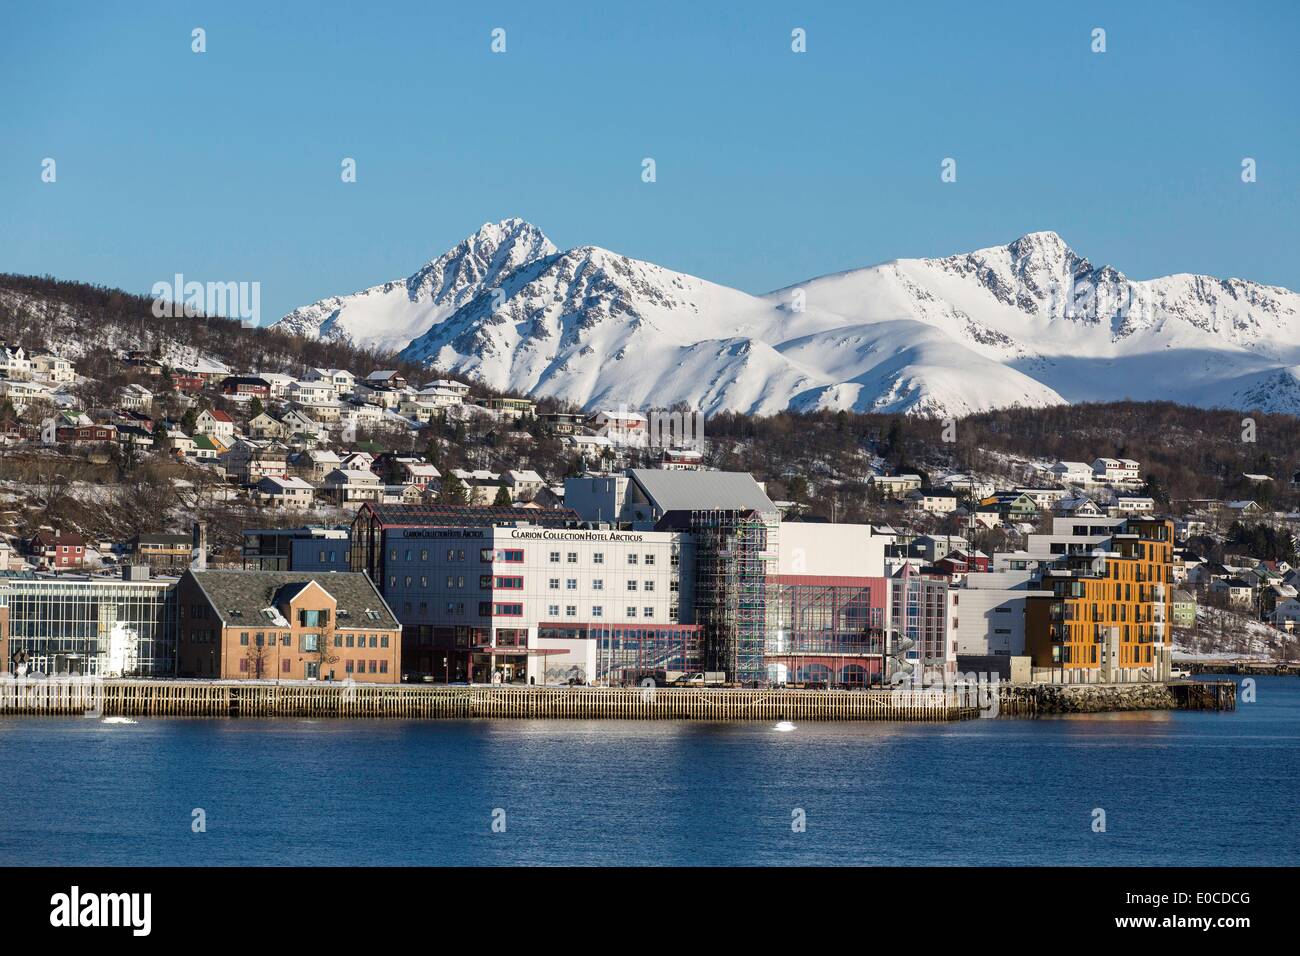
1171, 589, 1197, 628
505, 469, 545, 501
869, 474, 924, 498
247, 412, 289, 440
294, 449, 343, 482
29, 531, 86, 569
365, 370, 407, 389
255, 475, 317, 510
1049, 461, 1096, 486
129, 533, 193, 570
220, 376, 271, 401
223, 439, 289, 484
194, 408, 236, 444
1092, 458, 1141, 484
323, 468, 383, 504
31, 353, 75, 384
289, 380, 335, 408
907, 488, 959, 515
590, 409, 648, 444
484, 396, 534, 420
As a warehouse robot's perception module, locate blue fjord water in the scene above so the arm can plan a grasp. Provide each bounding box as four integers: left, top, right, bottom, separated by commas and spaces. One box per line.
1, 676, 1296, 866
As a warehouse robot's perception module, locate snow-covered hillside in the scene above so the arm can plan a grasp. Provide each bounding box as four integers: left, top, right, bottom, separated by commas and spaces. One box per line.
272, 221, 1300, 417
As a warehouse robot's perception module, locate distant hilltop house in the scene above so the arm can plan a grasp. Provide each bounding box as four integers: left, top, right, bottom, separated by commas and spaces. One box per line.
29, 530, 86, 570
255, 475, 317, 510
1091, 457, 1141, 484
118, 383, 153, 411
364, 370, 407, 389
907, 488, 959, 515
1047, 458, 1142, 487
31, 353, 75, 384
302, 367, 357, 396
0, 344, 32, 380
194, 408, 236, 443
590, 409, 649, 445
869, 473, 923, 497
220, 375, 271, 400
128, 533, 193, 570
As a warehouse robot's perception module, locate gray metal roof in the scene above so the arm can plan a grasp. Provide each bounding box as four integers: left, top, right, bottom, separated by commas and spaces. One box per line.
186, 570, 398, 629
627, 469, 776, 515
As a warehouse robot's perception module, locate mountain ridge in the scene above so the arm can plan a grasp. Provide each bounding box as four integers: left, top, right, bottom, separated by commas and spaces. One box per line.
270, 221, 1300, 417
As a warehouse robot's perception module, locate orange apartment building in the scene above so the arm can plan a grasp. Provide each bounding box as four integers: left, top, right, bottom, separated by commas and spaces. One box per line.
1026, 518, 1174, 682
176, 570, 401, 682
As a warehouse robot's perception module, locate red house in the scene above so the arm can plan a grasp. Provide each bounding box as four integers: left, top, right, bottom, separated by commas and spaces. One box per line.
172, 374, 205, 394
933, 549, 991, 577
30, 531, 87, 569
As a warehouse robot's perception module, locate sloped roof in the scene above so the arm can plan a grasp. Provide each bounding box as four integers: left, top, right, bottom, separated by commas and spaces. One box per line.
186, 570, 398, 629
627, 469, 776, 514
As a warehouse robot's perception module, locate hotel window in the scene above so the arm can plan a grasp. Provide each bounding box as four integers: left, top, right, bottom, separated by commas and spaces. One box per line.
593, 553, 604, 564
566, 579, 577, 590
381, 636, 389, 648
565, 606, 576, 617
302, 634, 320, 652
549, 551, 561, 563
644, 581, 654, 592
333, 635, 342, 647
346, 660, 354, 674
644, 554, 655, 565
627, 554, 639, 565
240, 632, 249, 645
548, 604, 560, 617
420, 549, 428, 561
281, 659, 291, 673
592, 579, 604, 590
420, 576, 428, 588
346, 635, 354, 648
567, 552, 578, 563
626, 607, 637, 617
369, 661, 378, 673
239, 659, 249, 672
549, 578, 560, 589
626, 580, 638, 591
592, 606, 603, 618
380, 661, 388, 674
644, 607, 654, 618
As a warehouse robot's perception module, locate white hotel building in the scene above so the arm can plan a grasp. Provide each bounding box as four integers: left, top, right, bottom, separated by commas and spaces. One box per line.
367, 520, 695, 684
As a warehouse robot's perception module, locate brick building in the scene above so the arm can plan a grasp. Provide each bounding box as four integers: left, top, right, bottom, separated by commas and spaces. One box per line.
176, 570, 400, 681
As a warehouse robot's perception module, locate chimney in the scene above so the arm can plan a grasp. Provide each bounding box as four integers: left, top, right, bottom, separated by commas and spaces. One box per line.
191, 521, 208, 571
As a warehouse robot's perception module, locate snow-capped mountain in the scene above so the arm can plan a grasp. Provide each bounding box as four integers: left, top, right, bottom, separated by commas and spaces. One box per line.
274, 218, 556, 353
272, 221, 1300, 417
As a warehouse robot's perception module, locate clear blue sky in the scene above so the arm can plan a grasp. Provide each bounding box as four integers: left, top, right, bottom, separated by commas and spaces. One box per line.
2, 0, 1297, 324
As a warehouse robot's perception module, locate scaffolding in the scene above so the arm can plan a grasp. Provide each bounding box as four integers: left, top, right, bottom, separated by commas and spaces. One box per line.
690, 509, 776, 684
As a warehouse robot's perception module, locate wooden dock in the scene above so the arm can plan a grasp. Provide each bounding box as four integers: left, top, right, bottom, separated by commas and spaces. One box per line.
0, 678, 981, 722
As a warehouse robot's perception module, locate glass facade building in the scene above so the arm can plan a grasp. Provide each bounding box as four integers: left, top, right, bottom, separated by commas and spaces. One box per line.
2, 577, 179, 676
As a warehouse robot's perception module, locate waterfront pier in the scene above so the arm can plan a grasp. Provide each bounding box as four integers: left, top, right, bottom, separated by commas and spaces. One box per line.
0, 678, 981, 722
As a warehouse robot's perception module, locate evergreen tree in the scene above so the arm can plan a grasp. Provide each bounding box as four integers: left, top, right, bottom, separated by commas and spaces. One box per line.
441, 473, 468, 506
